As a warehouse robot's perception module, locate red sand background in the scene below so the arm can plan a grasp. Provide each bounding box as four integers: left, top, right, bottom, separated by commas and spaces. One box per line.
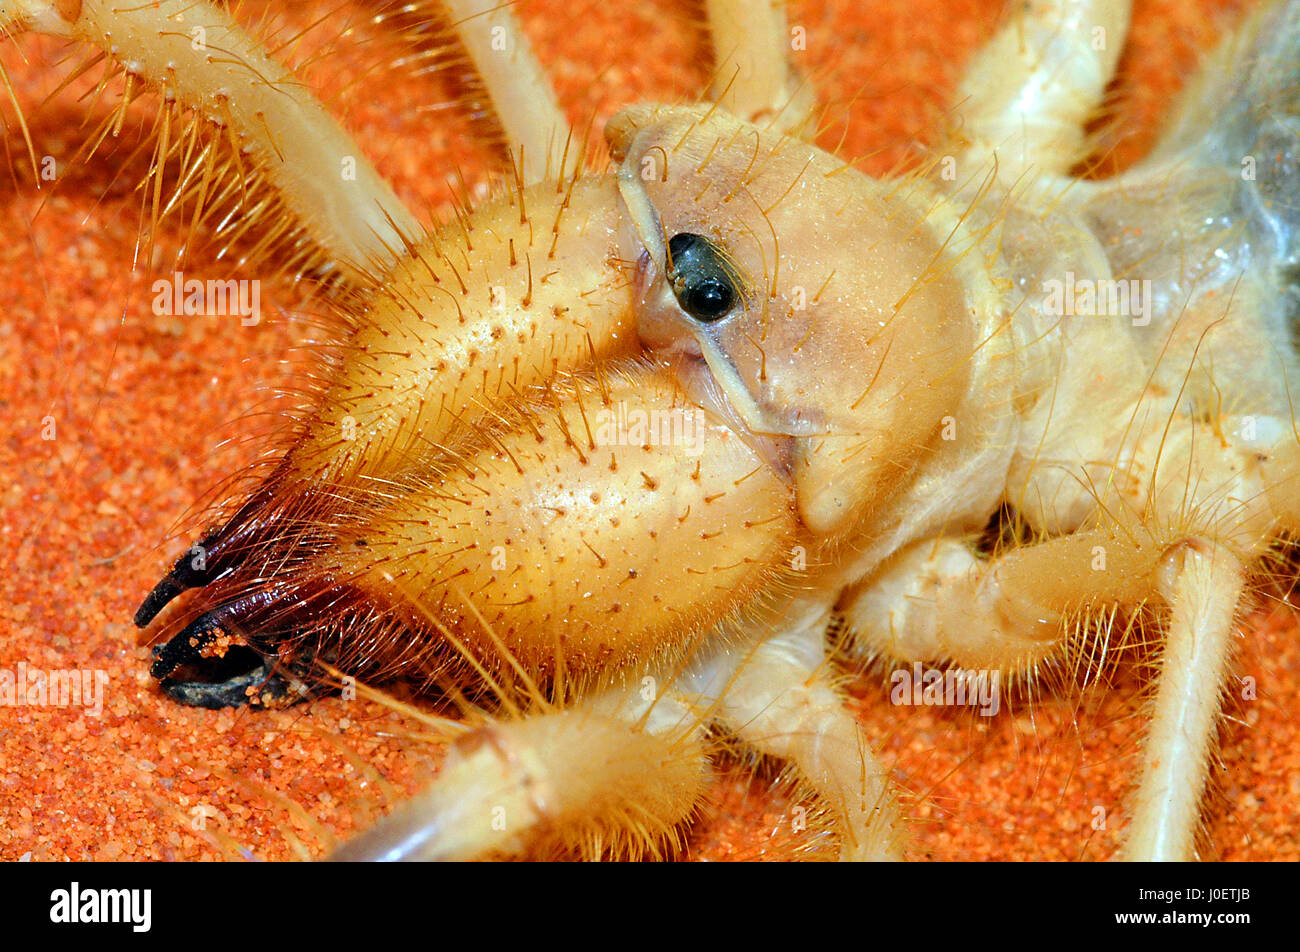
3, 0, 1295, 861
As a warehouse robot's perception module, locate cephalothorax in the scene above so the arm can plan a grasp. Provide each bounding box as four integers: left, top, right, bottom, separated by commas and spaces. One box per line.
5, 0, 1299, 860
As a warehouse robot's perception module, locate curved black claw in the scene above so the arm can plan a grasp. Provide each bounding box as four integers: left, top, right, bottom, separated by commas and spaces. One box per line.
149, 592, 297, 709
134, 484, 283, 628
149, 601, 249, 682
135, 550, 223, 628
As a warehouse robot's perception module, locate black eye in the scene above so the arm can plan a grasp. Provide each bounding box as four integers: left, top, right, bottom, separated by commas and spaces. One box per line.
666, 233, 738, 323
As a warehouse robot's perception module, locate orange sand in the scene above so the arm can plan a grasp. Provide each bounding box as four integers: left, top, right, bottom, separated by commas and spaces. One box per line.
2, 0, 1294, 862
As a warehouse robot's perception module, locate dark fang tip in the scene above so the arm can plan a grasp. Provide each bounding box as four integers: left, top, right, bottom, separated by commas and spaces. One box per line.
148, 609, 240, 680
135, 482, 287, 628
134, 574, 187, 628
135, 543, 228, 627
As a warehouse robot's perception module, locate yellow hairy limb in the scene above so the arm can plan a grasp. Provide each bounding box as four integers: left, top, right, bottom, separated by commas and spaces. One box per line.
330, 707, 709, 861
1, 0, 418, 276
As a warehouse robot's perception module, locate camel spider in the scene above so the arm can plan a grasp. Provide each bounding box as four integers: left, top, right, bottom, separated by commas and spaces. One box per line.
2, 0, 1297, 861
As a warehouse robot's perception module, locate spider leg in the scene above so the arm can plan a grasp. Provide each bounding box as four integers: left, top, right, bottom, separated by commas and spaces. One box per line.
0, 0, 418, 275
327, 688, 710, 861
706, 607, 905, 861
839, 530, 1245, 861
1115, 414, 1300, 859
704, 0, 814, 135
838, 528, 1164, 675
1123, 542, 1243, 861
947, 0, 1132, 182
843, 531, 1248, 861
437, 0, 570, 183
845, 401, 1300, 859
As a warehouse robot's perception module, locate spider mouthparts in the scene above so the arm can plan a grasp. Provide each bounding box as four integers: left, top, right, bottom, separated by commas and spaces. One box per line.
135, 537, 235, 628
149, 597, 319, 710
148, 605, 251, 682
148, 578, 359, 709
134, 572, 191, 628
134, 484, 286, 627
